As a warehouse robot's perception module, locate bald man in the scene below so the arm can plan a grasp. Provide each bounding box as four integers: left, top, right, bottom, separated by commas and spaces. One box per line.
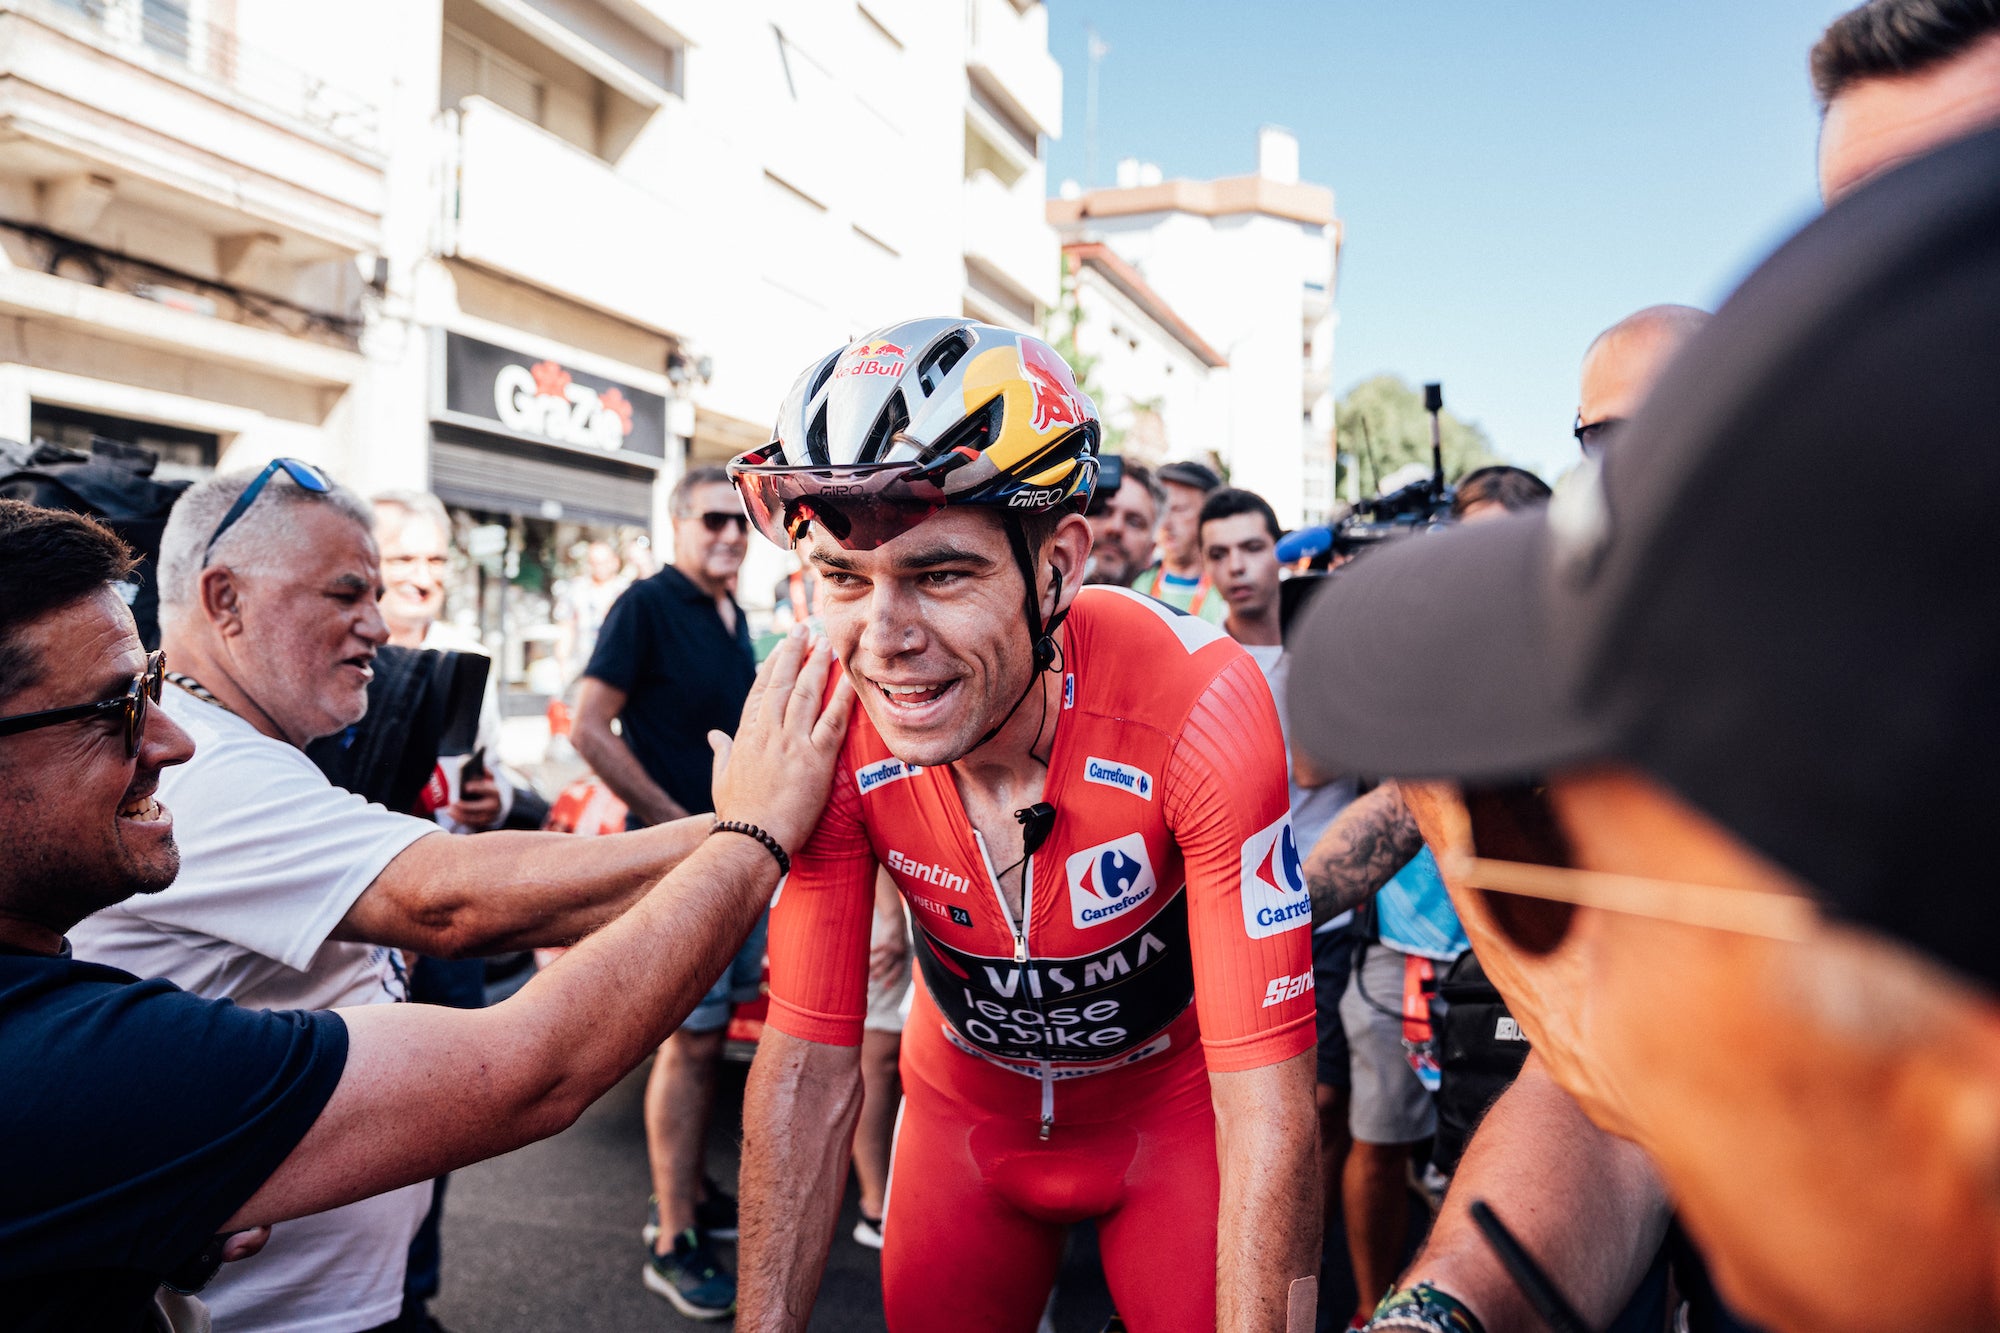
1574, 305, 1710, 455
1349, 7, 2000, 1332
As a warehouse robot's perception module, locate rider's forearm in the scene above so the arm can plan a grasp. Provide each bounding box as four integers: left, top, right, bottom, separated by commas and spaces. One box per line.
1213, 1050, 1322, 1332
737, 1028, 866, 1333
1396, 1055, 1670, 1333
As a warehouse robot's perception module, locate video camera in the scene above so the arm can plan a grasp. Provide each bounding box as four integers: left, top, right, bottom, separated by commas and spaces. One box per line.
1083, 452, 1125, 517
1278, 381, 1457, 566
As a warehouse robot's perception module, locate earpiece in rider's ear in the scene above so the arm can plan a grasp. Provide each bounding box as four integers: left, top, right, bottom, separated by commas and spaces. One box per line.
1034, 634, 1058, 670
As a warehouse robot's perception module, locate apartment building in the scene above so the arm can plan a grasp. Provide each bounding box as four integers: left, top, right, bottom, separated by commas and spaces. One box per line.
1049, 127, 1342, 526
0, 0, 1061, 695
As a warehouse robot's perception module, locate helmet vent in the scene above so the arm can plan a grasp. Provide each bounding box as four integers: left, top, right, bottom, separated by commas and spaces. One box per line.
917, 395, 1002, 467
806, 403, 831, 466
917, 331, 971, 396
859, 391, 910, 463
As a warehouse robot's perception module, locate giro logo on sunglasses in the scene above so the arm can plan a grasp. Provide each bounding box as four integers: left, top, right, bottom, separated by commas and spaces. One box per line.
1240, 815, 1310, 938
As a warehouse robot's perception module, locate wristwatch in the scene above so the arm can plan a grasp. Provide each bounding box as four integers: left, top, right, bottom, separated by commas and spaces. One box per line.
1362, 1281, 1487, 1333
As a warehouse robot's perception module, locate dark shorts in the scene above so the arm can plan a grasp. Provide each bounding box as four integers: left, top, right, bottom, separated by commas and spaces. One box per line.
1311, 921, 1356, 1090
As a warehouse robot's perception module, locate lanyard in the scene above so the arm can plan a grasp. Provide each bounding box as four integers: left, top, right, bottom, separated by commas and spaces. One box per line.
1148, 565, 1212, 614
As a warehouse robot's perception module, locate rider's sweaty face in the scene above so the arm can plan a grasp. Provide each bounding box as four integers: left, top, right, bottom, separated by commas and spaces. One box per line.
809, 509, 1036, 769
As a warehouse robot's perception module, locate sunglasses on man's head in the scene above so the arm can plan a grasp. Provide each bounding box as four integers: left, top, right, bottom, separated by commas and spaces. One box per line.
202, 458, 332, 567
0, 650, 165, 760
1572, 416, 1625, 456
1428, 780, 1817, 950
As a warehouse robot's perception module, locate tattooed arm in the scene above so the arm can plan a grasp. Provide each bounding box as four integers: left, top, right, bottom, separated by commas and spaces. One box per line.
1303, 782, 1425, 926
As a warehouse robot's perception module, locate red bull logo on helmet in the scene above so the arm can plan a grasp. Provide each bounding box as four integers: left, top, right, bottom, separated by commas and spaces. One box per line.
1020, 338, 1084, 435
837, 339, 908, 380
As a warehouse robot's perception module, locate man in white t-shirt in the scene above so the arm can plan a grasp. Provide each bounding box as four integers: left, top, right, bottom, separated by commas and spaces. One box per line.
70, 462, 721, 1333
1198, 484, 1360, 1274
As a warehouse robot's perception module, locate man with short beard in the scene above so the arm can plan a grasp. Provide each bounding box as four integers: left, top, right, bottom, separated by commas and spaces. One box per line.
1084, 460, 1163, 586
0, 497, 851, 1333
66, 463, 736, 1333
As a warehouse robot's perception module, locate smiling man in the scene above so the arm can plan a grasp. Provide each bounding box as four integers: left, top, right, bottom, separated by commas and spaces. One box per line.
729, 318, 1321, 1333
0, 497, 852, 1333
65, 463, 731, 1333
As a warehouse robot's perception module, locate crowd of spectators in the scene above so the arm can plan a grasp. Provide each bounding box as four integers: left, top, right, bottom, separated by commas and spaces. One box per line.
2, 2, 1999, 1331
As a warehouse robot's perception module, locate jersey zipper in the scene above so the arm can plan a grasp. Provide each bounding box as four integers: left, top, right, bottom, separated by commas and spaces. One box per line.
971, 830, 1056, 1139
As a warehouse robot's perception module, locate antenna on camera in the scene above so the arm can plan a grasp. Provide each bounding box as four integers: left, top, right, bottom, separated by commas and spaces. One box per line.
1423, 382, 1446, 502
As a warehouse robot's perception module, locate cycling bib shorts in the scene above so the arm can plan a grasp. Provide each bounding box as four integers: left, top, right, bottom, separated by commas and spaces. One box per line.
766, 586, 1317, 1332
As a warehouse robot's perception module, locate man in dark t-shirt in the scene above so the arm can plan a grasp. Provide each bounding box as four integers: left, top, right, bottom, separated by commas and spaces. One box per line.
574, 466, 759, 1317
0, 499, 848, 1331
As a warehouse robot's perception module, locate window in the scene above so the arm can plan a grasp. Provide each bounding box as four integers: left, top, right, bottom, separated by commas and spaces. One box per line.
443, 26, 547, 127
30, 405, 219, 484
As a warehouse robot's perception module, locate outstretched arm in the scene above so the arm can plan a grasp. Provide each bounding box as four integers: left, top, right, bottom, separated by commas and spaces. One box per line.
227, 630, 854, 1229
1213, 1050, 1323, 1332
1304, 782, 1424, 926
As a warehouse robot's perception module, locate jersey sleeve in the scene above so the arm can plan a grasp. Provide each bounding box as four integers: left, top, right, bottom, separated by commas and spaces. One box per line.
763, 729, 878, 1047
1163, 652, 1318, 1073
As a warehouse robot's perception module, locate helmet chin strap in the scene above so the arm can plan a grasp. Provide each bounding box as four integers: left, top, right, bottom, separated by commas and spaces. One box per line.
970, 514, 1070, 760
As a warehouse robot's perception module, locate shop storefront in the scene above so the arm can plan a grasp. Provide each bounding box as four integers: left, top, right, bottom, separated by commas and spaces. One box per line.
429, 331, 674, 710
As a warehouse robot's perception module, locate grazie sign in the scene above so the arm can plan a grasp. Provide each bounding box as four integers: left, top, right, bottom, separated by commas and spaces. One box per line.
443, 333, 667, 463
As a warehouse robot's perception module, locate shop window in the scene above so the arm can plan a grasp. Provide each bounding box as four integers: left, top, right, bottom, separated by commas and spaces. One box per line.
30, 404, 219, 484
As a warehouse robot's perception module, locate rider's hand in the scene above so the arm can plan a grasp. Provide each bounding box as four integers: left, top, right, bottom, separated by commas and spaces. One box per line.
709, 626, 855, 854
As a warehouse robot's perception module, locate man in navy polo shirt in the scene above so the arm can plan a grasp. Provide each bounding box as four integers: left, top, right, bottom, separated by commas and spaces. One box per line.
574, 465, 759, 1318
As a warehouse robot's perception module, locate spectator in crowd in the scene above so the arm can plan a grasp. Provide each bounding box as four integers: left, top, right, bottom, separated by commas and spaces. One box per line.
572, 464, 759, 1319
370, 489, 511, 1330
1084, 460, 1163, 586
556, 539, 632, 688
849, 869, 911, 1250
0, 497, 851, 1333
1450, 467, 1554, 523
62, 463, 733, 1333
1345, 2, 2000, 1324
1295, 115, 2000, 1333
1198, 485, 1361, 1295
1572, 306, 1712, 457
1131, 459, 1227, 623
372, 490, 510, 831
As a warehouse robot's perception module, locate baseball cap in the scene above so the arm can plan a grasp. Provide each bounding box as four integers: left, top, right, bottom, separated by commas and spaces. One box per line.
1289, 124, 2000, 987
1156, 460, 1222, 493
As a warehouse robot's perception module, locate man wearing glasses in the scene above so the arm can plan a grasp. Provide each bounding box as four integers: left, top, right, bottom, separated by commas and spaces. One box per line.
62, 460, 734, 1333
0, 497, 852, 1332
1291, 118, 2000, 1333
573, 463, 759, 1318
1571, 306, 1709, 459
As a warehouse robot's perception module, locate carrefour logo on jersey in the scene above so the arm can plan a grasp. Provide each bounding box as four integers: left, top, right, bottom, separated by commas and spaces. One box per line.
1065, 833, 1158, 928
1083, 756, 1154, 801
1240, 814, 1311, 938
855, 758, 921, 796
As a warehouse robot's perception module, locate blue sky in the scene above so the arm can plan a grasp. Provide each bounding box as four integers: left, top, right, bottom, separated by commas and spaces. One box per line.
1043, 0, 1853, 479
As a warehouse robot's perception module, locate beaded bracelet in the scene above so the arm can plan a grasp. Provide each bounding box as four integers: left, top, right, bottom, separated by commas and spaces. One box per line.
1363, 1282, 1488, 1333
711, 818, 791, 878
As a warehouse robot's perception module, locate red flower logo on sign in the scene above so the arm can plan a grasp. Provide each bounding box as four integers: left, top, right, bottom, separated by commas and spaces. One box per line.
1020, 339, 1082, 435
598, 387, 635, 436
530, 360, 572, 399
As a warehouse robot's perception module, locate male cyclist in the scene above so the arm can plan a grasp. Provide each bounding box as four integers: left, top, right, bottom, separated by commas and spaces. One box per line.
729, 318, 1320, 1333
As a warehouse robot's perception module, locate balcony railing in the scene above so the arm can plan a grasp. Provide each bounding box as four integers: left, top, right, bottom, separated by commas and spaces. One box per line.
15, 0, 380, 152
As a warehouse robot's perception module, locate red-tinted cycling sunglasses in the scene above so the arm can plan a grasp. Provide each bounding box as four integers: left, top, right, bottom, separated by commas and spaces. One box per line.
728, 449, 951, 552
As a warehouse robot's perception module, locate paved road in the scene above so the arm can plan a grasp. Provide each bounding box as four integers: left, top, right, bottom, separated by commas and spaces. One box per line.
431, 1057, 1363, 1332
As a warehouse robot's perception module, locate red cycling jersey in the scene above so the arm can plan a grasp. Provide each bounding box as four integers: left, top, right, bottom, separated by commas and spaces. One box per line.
764, 586, 1316, 1331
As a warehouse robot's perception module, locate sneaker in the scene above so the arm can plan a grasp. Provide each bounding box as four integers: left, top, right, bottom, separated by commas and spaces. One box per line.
642, 1228, 736, 1321
852, 1212, 884, 1249
643, 1185, 739, 1246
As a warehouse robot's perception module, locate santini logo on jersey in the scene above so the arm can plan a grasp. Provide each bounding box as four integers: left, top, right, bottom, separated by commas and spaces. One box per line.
855, 758, 921, 796
1065, 833, 1158, 928
887, 848, 969, 895
1083, 756, 1154, 800
1240, 814, 1310, 938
